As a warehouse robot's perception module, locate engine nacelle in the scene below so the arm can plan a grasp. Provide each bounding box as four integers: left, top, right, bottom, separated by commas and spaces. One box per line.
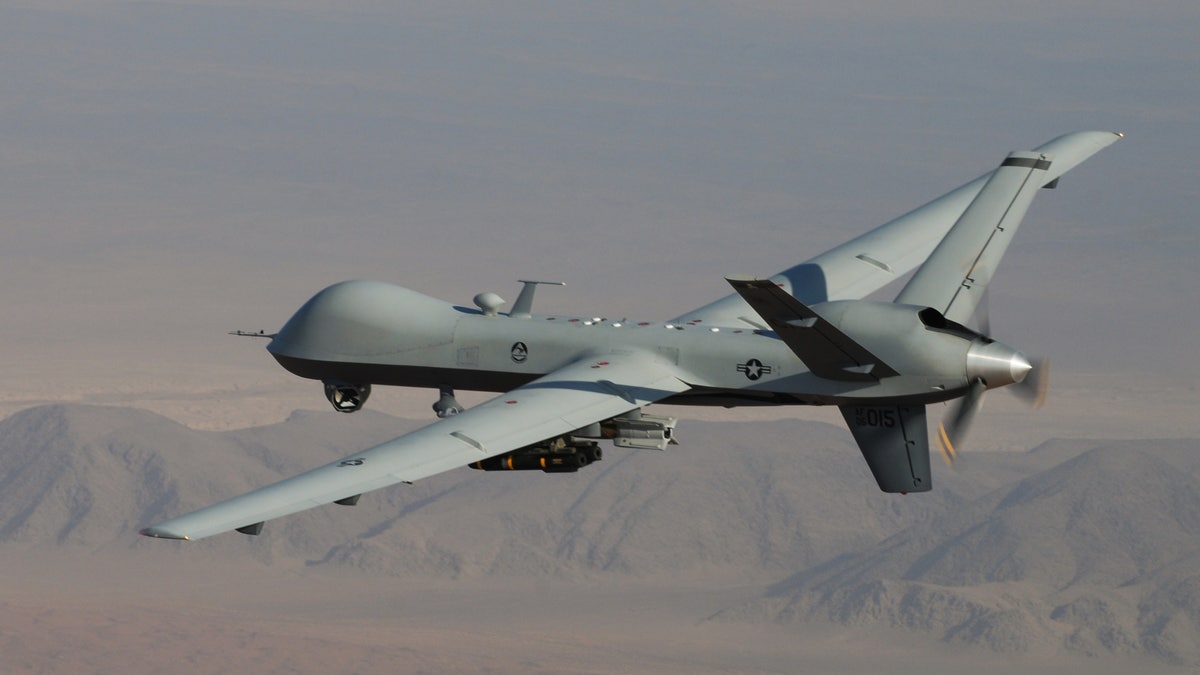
324, 381, 371, 413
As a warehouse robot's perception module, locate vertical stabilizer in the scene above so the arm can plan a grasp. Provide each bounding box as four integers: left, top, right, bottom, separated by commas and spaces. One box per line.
894, 151, 1052, 324
669, 132, 1120, 327
839, 404, 932, 493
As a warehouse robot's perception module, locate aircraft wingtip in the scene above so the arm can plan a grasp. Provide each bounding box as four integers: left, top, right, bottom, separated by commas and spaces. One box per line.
139, 527, 190, 541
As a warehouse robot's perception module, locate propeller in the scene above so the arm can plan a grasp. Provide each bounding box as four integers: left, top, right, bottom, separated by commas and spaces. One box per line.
936, 378, 986, 467
1010, 356, 1050, 409
972, 288, 993, 338
935, 286, 1052, 467
936, 351, 1048, 468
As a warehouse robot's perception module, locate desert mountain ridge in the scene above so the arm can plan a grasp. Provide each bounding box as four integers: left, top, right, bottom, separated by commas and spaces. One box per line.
1, 403, 1198, 667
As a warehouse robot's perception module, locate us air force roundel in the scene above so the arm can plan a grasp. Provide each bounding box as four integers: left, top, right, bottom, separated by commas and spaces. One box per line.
737, 359, 772, 381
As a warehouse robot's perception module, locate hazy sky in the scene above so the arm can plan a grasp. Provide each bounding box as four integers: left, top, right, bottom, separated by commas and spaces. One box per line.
2, 1, 1198, 414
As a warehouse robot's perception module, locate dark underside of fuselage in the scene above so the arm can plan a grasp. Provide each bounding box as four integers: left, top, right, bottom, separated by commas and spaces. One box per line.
273, 353, 537, 392
271, 354, 964, 408
270, 354, 825, 408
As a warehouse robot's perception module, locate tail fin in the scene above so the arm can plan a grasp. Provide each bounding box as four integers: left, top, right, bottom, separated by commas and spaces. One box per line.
669, 131, 1122, 327
893, 151, 1051, 323
839, 404, 932, 493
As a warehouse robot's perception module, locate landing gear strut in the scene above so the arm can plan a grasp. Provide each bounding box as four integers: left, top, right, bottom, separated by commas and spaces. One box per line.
433, 386, 464, 418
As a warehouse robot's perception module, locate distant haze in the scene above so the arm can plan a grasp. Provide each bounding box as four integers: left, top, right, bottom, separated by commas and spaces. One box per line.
3, 5, 1199, 672
1, 404, 1198, 672
0, 2, 1197, 432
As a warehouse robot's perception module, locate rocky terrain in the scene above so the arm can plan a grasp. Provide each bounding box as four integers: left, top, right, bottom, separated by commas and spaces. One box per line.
719, 439, 1200, 664
0, 403, 1197, 672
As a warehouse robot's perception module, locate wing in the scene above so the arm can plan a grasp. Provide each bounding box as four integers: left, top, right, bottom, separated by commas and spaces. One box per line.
670, 131, 1122, 326
141, 352, 689, 541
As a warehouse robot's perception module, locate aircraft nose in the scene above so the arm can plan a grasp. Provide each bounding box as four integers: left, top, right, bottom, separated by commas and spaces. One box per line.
268, 280, 456, 360
966, 340, 1031, 388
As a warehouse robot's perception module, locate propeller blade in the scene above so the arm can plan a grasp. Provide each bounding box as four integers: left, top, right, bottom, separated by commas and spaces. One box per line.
937, 378, 987, 467
974, 288, 992, 337
1011, 356, 1050, 409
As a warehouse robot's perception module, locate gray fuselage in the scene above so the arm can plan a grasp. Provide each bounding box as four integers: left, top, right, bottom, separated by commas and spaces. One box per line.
266, 280, 993, 408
